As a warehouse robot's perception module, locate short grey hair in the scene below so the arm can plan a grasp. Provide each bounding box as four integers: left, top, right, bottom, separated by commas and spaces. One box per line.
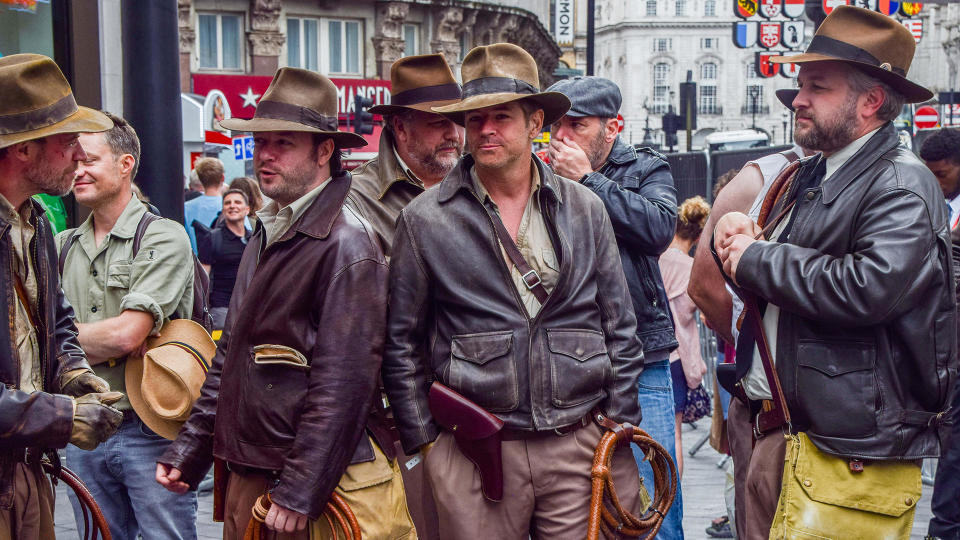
846, 68, 907, 123
100, 111, 142, 180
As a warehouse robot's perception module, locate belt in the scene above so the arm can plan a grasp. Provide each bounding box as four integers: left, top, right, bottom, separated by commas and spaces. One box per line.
225, 462, 280, 478
500, 415, 591, 441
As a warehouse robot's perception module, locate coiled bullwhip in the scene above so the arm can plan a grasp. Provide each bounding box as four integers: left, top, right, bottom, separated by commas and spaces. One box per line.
244, 492, 362, 540
587, 414, 678, 540
41, 458, 112, 540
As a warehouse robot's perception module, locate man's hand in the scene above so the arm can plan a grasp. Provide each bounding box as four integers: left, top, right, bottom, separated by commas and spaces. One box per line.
718, 234, 757, 285
156, 463, 190, 494
265, 501, 308, 533
713, 212, 762, 253
70, 392, 124, 450
61, 369, 110, 397
547, 137, 594, 180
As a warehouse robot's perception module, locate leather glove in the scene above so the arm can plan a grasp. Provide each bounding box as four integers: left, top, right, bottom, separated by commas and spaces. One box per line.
61, 369, 110, 397
70, 392, 124, 451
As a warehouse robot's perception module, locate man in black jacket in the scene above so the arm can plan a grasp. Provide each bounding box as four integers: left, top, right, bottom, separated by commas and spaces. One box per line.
546, 75, 683, 539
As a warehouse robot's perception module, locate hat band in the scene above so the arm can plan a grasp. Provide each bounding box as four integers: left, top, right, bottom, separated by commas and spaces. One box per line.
806, 35, 906, 76
462, 77, 538, 99
391, 83, 462, 107
254, 100, 338, 131
166, 341, 210, 373
0, 93, 79, 135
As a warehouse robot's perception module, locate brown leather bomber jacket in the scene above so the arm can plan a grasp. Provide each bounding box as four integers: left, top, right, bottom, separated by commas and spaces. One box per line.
160, 173, 389, 519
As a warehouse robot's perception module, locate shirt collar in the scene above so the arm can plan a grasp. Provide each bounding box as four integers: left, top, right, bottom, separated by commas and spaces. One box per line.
824, 127, 881, 182
469, 161, 541, 206
0, 193, 27, 225
256, 178, 331, 238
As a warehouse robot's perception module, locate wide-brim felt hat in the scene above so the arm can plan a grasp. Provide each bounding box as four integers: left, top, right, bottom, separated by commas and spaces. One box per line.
0, 54, 112, 149
369, 54, 461, 115
125, 319, 217, 440
776, 89, 799, 111
432, 43, 571, 126
220, 67, 367, 148
769, 5, 932, 103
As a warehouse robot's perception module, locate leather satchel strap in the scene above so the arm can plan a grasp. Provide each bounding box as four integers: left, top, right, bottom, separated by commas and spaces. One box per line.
481, 203, 549, 305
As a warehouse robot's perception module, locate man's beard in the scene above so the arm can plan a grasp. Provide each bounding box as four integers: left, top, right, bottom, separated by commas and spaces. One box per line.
585, 129, 609, 170
408, 138, 461, 178
24, 155, 74, 197
794, 94, 859, 153
258, 150, 320, 205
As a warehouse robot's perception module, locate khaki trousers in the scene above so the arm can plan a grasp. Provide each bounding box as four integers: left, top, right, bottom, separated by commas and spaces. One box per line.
0, 463, 55, 540
728, 397, 787, 540
424, 422, 643, 540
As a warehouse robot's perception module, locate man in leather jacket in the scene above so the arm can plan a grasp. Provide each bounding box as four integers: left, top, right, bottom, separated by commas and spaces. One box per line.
0, 54, 123, 538
714, 7, 957, 538
546, 75, 683, 539
383, 43, 646, 539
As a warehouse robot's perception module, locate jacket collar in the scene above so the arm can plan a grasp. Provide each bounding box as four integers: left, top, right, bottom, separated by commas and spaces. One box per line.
437, 153, 563, 205
820, 123, 900, 205
604, 136, 635, 166
277, 171, 352, 243
376, 130, 424, 199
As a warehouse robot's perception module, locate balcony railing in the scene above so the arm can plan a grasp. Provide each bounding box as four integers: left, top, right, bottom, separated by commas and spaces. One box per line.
698, 105, 723, 115
741, 104, 770, 115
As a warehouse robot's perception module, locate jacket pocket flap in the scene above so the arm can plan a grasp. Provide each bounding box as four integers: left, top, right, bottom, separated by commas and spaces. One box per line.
547, 329, 606, 362
797, 341, 874, 377
338, 437, 394, 492
451, 331, 513, 366
253, 344, 309, 370
793, 433, 921, 518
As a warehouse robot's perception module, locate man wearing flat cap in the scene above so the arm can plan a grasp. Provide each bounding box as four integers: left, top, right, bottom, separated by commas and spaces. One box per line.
347, 53, 464, 255
383, 43, 646, 538
545, 75, 684, 539
0, 53, 124, 538
712, 6, 956, 538
157, 67, 414, 539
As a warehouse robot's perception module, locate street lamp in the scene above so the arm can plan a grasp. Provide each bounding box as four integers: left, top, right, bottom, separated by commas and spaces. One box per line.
748, 85, 760, 132
781, 109, 790, 145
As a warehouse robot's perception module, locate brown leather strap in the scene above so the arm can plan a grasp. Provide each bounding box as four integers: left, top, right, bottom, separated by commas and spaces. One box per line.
58, 230, 78, 276
482, 203, 549, 305
43, 460, 113, 540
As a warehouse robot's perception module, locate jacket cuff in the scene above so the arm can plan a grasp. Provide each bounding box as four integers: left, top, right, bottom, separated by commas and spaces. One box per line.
50, 394, 77, 449
581, 171, 611, 191
158, 441, 212, 489
733, 241, 770, 292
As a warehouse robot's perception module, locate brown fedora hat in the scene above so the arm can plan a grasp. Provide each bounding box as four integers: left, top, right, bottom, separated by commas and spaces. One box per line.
125, 319, 216, 440
369, 54, 461, 115
220, 67, 367, 148
0, 54, 112, 149
432, 43, 571, 126
769, 5, 932, 103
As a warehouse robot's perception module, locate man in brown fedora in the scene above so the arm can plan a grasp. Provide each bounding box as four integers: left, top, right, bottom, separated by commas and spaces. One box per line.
711, 6, 955, 538
347, 53, 464, 255
383, 43, 646, 538
156, 67, 414, 539
0, 53, 124, 539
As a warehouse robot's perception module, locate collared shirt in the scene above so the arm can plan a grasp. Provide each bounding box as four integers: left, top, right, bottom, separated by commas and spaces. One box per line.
256, 179, 331, 246
0, 194, 41, 393
743, 128, 881, 401
947, 192, 960, 231
58, 195, 195, 410
469, 163, 559, 318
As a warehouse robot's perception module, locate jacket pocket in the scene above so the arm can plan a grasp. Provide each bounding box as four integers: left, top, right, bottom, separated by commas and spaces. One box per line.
238, 345, 310, 447
797, 340, 878, 439
449, 331, 519, 412
547, 329, 610, 408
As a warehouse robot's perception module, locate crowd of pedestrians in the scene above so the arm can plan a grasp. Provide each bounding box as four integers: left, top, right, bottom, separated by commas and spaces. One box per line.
1, 5, 959, 540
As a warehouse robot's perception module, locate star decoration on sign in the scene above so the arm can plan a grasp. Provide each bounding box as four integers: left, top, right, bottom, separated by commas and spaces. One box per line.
239, 87, 261, 108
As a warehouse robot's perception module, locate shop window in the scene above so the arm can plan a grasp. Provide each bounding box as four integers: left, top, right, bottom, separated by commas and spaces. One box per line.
198, 13, 242, 70
287, 17, 362, 76
0, 2, 55, 58
403, 24, 419, 58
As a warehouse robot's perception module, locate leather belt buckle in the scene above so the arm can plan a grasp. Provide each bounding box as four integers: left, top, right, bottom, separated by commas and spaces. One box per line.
553, 415, 589, 436
521, 269, 542, 290
753, 413, 765, 440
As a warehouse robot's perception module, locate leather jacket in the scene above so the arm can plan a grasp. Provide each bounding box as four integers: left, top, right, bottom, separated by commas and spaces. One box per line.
0, 199, 90, 508
383, 154, 645, 454
584, 138, 678, 356
737, 124, 958, 460
160, 173, 390, 519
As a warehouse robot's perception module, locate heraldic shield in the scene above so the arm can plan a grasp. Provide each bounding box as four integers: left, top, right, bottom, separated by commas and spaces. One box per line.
733, 21, 759, 47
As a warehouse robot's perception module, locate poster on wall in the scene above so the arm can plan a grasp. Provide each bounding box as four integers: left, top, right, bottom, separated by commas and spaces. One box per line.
1, 0, 38, 12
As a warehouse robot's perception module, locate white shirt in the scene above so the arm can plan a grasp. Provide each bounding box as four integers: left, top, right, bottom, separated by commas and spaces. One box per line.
947, 192, 960, 232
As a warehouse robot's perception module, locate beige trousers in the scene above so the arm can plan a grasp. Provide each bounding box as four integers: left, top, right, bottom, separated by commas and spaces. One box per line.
728, 397, 787, 540
423, 422, 643, 540
0, 463, 55, 540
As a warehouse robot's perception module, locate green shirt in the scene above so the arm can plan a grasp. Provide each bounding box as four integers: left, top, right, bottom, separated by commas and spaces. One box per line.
57, 196, 195, 409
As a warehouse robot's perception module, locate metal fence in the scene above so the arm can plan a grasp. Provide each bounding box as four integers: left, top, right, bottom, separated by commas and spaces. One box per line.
662, 145, 793, 203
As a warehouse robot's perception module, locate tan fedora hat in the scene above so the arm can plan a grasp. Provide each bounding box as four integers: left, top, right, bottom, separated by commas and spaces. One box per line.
0, 54, 112, 149
769, 5, 932, 103
220, 67, 367, 148
432, 43, 571, 126
125, 319, 217, 440
369, 54, 461, 115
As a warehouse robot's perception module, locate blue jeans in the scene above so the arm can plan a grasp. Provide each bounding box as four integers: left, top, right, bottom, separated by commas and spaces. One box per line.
632, 359, 684, 540
65, 413, 199, 540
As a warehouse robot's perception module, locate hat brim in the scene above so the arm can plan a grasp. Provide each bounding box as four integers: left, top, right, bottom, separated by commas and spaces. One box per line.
368, 98, 462, 116
769, 54, 933, 103
218, 117, 368, 149
776, 89, 799, 111
0, 106, 113, 149
432, 92, 572, 127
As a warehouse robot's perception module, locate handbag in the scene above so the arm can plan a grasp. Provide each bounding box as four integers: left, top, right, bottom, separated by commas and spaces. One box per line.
682, 384, 711, 423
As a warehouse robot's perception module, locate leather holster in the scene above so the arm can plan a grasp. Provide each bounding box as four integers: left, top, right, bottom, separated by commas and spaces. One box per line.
428, 382, 504, 501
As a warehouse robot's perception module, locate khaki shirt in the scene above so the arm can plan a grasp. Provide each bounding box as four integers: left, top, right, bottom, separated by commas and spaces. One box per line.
0, 194, 41, 393
470, 164, 559, 317
257, 179, 331, 247
57, 196, 195, 409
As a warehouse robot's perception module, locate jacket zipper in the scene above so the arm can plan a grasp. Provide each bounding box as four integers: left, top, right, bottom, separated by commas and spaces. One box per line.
31, 216, 46, 390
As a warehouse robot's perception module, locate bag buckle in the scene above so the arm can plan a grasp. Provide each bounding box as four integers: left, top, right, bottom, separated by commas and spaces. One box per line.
521, 270, 542, 290
848, 459, 864, 473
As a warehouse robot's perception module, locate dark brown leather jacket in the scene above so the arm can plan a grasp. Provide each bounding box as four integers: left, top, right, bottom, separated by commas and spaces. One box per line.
160, 173, 389, 519
738, 123, 958, 460
383, 154, 645, 454
0, 199, 90, 508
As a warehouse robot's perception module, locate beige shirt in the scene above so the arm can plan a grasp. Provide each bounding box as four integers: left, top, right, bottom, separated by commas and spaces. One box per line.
470, 164, 559, 318
0, 194, 42, 393
257, 179, 331, 246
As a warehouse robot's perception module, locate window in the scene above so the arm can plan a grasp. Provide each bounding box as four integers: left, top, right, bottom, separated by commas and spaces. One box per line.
287, 17, 363, 75
653, 38, 672, 52
403, 24, 419, 58
652, 63, 670, 114
700, 62, 717, 80
699, 62, 720, 114
646, 0, 657, 15
198, 13, 242, 70
705, 0, 716, 16
746, 62, 760, 79
676, 0, 686, 15
701, 37, 717, 49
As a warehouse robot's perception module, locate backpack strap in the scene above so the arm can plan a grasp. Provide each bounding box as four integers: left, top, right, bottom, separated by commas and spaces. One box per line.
58, 231, 79, 276
132, 212, 163, 257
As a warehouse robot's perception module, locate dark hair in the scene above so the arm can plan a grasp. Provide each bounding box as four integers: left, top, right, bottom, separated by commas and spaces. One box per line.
222, 188, 249, 205
100, 111, 142, 180
713, 168, 739, 200
310, 133, 344, 176
227, 176, 263, 214
920, 129, 960, 164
